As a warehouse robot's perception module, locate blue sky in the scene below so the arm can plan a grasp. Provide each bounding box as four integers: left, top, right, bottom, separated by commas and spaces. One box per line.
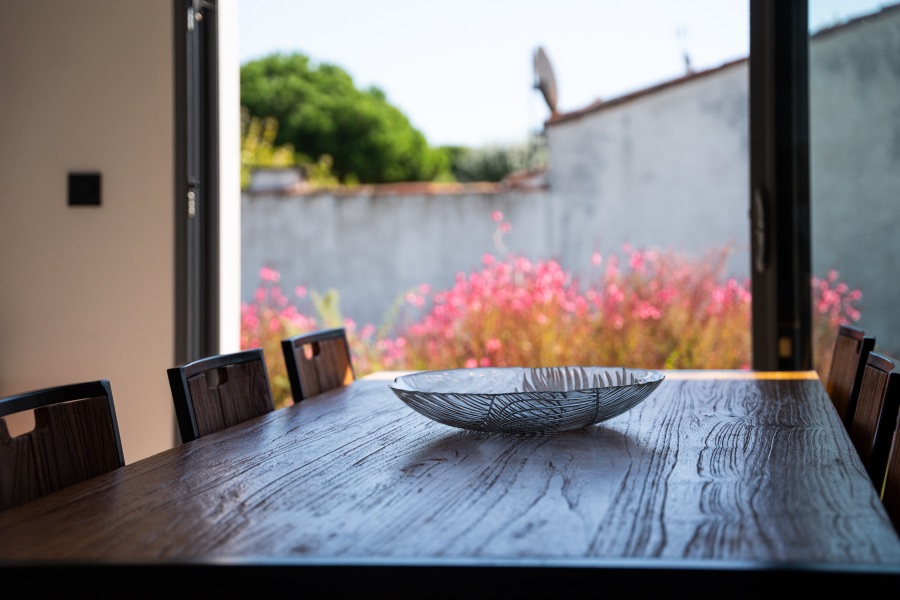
238, 0, 888, 148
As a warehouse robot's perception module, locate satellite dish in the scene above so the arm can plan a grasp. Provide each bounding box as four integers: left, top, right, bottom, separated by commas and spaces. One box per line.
533, 46, 558, 115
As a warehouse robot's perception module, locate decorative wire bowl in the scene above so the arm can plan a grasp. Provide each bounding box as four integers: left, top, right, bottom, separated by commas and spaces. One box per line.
389, 366, 665, 434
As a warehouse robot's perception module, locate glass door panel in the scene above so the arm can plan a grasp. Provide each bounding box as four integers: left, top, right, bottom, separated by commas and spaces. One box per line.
808, 1, 900, 377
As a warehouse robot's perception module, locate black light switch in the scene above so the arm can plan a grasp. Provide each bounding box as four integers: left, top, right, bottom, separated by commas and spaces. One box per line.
68, 172, 101, 206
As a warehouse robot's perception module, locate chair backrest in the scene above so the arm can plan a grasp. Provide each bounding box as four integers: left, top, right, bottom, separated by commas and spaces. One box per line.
848, 351, 900, 489
281, 328, 355, 403
0, 380, 124, 512
167, 348, 275, 443
825, 324, 875, 428
880, 412, 900, 533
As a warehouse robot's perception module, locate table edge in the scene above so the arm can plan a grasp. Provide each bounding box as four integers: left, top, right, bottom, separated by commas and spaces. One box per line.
2, 557, 897, 597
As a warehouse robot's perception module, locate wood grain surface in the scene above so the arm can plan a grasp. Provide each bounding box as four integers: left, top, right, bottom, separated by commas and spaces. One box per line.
1, 372, 899, 593
0, 395, 122, 512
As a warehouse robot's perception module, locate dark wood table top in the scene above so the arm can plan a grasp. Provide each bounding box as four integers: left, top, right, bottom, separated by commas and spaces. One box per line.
2, 370, 899, 597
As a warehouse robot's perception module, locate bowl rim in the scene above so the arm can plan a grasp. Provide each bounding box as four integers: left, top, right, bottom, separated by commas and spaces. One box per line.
388, 366, 665, 397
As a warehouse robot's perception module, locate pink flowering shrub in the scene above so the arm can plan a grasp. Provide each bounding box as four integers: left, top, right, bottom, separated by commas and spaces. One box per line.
240, 267, 387, 408
812, 268, 864, 380
397, 243, 753, 371
241, 216, 862, 407
241, 267, 314, 407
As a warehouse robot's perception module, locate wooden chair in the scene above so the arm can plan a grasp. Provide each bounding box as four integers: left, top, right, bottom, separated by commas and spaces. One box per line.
825, 324, 875, 429
880, 414, 900, 533
0, 380, 125, 512
281, 328, 355, 403
167, 348, 275, 443
848, 351, 900, 490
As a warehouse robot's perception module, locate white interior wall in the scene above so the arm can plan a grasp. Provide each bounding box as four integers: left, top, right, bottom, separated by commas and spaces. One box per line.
219, 0, 242, 355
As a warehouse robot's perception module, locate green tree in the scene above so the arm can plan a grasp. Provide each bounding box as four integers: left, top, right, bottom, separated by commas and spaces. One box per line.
240, 107, 296, 190
241, 52, 450, 184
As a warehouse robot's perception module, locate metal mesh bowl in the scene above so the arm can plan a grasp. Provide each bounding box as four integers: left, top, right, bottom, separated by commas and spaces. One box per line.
389, 366, 665, 434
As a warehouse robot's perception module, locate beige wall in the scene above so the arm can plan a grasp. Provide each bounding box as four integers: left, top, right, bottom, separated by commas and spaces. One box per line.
0, 1, 176, 463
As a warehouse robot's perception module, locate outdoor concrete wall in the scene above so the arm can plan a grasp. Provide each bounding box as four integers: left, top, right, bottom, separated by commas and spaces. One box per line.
242, 188, 552, 328
0, 1, 176, 463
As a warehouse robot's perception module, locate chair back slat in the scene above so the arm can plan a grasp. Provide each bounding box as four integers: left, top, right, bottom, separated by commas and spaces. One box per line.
168, 349, 275, 442
0, 380, 124, 512
282, 328, 355, 402
880, 413, 900, 533
825, 325, 875, 428
849, 352, 900, 489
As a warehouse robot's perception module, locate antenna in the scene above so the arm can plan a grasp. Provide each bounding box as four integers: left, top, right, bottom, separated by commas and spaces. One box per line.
533, 46, 558, 115
677, 27, 693, 73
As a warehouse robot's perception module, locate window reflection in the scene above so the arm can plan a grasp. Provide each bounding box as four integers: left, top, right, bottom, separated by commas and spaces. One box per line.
809, 1, 900, 369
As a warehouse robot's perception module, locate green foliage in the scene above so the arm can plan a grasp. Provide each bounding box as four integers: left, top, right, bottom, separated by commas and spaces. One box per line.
304, 154, 341, 190
240, 107, 296, 190
241, 53, 452, 184
447, 136, 548, 183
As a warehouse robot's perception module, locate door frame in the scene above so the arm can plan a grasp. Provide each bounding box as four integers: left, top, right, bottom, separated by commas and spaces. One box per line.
749, 0, 813, 370
180, 0, 814, 372
174, 0, 220, 366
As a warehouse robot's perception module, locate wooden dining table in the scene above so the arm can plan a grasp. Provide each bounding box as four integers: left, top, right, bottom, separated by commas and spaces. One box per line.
2, 370, 899, 597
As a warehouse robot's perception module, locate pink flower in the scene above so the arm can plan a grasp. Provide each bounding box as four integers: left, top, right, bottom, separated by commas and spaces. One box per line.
405, 292, 425, 307
629, 251, 645, 272
259, 266, 280, 282
491, 210, 503, 222
633, 301, 660, 320
606, 284, 624, 303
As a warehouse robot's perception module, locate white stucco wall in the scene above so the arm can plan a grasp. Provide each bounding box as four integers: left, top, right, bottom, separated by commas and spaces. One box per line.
0, 1, 176, 463
546, 62, 750, 280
